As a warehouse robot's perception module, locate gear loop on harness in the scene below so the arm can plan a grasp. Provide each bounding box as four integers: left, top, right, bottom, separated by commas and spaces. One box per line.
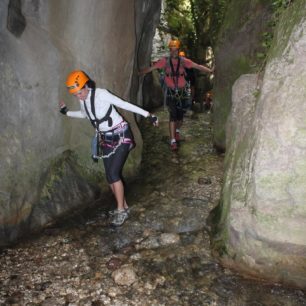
95, 121, 135, 159
166, 84, 190, 110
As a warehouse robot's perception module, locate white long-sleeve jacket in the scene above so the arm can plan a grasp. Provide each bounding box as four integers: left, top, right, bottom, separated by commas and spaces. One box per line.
67, 88, 150, 132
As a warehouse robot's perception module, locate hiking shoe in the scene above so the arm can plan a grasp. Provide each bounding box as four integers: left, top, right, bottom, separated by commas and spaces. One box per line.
109, 207, 130, 216
110, 210, 129, 227
175, 131, 181, 142
170, 141, 178, 151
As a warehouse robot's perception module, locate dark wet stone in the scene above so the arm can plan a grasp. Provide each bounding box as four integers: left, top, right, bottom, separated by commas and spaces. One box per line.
34, 281, 52, 291
106, 257, 123, 270
198, 177, 212, 185
9, 274, 19, 280
182, 197, 209, 207
92, 301, 104, 306
7, 0, 26, 37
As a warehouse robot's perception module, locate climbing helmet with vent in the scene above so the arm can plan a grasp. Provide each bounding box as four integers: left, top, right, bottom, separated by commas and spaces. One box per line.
66, 70, 89, 94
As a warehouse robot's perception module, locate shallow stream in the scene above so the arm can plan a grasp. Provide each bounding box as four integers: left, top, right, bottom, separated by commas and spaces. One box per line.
0, 108, 305, 305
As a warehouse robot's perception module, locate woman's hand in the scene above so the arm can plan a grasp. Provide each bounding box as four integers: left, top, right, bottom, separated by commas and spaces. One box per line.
149, 114, 159, 127
59, 100, 68, 115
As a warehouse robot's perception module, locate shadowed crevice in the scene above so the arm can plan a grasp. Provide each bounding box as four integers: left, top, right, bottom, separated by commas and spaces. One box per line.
7, 0, 26, 37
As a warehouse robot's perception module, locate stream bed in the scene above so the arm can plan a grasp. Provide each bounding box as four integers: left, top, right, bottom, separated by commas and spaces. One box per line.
0, 108, 305, 305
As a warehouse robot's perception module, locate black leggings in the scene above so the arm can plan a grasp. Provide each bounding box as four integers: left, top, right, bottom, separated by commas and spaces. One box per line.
167, 96, 184, 121
102, 143, 131, 184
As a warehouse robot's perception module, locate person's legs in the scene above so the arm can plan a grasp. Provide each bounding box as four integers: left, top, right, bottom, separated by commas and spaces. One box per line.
169, 120, 176, 140
167, 92, 185, 150
169, 120, 178, 151
176, 120, 183, 129
110, 180, 125, 211
167, 95, 179, 150
175, 104, 184, 142
109, 182, 128, 210
175, 120, 182, 142
103, 143, 131, 225
170, 119, 183, 141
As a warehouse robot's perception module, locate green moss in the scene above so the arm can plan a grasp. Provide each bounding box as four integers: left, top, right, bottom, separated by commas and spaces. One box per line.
213, 1, 278, 148
220, 1, 259, 38
233, 55, 254, 75
41, 171, 63, 200
68, 151, 104, 182
213, 51, 259, 149
209, 197, 230, 256
258, 169, 291, 187
40, 151, 73, 201
256, 210, 278, 224
253, 88, 260, 99
212, 89, 231, 149
267, 0, 305, 61
39, 150, 104, 203
211, 122, 256, 253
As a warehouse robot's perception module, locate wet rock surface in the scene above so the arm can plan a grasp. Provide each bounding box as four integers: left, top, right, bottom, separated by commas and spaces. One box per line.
1, 109, 305, 305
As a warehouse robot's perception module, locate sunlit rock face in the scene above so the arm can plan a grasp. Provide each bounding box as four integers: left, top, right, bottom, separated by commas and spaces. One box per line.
213, 1, 306, 288
0, 0, 161, 245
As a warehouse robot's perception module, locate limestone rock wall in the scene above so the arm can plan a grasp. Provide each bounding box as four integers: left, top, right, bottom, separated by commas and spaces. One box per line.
0, 0, 161, 246
212, 0, 273, 151
212, 0, 306, 288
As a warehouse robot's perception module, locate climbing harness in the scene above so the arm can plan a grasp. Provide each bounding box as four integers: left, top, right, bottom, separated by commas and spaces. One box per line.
83, 88, 113, 130
163, 56, 191, 110
167, 87, 191, 110
92, 121, 134, 159
84, 89, 134, 159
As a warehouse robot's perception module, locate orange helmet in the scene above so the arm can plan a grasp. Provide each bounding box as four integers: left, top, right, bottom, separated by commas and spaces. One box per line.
168, 39, 180, 49
66, 70, 89, 94
179, 51, 186, 57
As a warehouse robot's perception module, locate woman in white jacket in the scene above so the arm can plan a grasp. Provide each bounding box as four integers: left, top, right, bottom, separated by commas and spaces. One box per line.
59, 70, 158, 227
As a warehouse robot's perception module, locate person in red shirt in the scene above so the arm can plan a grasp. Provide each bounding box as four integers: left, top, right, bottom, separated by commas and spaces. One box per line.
139, 39, 214, 151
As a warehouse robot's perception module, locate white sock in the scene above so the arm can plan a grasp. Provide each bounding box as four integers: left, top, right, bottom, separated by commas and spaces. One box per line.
171, 138, 176, 144
176, 129, 180, 133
